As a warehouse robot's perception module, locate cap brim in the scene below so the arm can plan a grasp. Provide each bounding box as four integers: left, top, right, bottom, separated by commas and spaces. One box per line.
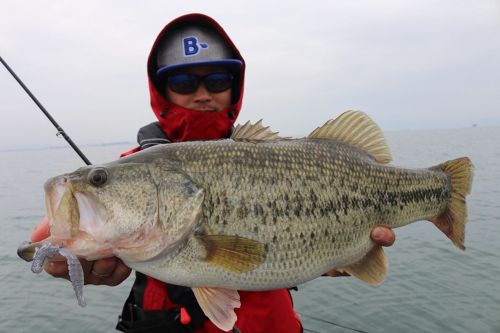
156, 59, 242, 80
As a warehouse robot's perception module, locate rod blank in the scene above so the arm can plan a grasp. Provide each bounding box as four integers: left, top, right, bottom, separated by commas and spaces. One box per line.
1, 55, 92, 165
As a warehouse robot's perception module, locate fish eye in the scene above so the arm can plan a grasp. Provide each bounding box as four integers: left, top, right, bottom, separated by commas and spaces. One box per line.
88, 168, 108, 187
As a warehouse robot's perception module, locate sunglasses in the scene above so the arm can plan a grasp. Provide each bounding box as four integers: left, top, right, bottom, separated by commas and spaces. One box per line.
166, 72, 234, 95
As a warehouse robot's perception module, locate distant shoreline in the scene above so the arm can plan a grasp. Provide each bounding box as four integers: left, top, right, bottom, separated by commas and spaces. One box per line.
2, 124, 498, 153
0, 141, 134, 153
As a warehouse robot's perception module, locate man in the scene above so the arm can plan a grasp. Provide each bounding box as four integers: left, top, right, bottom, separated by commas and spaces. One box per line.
31, 13, 395, 332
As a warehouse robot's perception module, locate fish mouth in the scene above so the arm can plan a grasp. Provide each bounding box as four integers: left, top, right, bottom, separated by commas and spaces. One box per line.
44, 176, 80, 239
17, 240, 43, 262
17, 240, 65, 262
44, 176, 103, 241
18, 176, 110, 262
17, 176, 81, 262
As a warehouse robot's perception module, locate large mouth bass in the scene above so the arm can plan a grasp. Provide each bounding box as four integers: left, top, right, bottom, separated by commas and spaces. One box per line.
18, 111, 473, 331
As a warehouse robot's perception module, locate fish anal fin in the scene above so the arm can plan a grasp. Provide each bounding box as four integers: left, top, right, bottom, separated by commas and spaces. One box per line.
192, 287, 240, 332
342, 245, 388, 285
308, 110, 392, 164
197, 235, 266, 273
231, 120, 287, 143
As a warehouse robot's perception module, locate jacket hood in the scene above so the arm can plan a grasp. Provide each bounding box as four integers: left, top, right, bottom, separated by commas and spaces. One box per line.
146, 13, 246, 140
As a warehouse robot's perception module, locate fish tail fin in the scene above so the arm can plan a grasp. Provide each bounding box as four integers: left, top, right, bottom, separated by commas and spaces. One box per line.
430, 157, 473, 250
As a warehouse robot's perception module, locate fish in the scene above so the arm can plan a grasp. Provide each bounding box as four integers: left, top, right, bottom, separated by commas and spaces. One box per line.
18, 111, 473, 331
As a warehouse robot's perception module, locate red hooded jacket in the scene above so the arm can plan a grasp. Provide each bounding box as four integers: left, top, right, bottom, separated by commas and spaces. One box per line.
118, 13, 303, 333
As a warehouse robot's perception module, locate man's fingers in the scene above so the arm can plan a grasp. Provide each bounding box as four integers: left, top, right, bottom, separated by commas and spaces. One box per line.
45, 261, 69, 279
107, 262, 132, 286
31, 217, 50, 242
43, 255, 131, 286
326, 226, 396, 279
80, 259, 94, 276
85, 258, 131, 286
90, 257, 117, 278
371, 226, 395, 247
45, 258, 92, 282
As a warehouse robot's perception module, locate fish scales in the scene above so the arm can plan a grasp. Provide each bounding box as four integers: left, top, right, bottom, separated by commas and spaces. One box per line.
131, 138, 450, 290
19, 111, 472, 332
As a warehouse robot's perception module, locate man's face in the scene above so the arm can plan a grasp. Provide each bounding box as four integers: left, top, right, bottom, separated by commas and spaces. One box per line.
165, 66, 232, 112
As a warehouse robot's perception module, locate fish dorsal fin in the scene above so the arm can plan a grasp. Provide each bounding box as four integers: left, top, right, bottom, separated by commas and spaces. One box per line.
308, 111, 392, 164
231, 120, 286, 143
196, 234, 266, 273
192, 287, 240, 331
341, 245, 388, 285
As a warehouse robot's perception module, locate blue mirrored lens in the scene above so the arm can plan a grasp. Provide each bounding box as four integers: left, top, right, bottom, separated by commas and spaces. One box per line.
204, 73, 234, 93
167, 74, 199, 94
167, 72, 233, 94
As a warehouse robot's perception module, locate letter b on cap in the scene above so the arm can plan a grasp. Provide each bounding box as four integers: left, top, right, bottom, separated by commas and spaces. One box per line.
183, 37, 199, 56
183, 36, 208, 57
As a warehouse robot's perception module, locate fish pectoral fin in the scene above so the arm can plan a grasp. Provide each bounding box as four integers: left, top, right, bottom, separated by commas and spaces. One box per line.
192, 287, 240, 332
342, 245, 388, 285
197, 235, 266, 273
231, 119, 288, 143
308, 110, 392, 164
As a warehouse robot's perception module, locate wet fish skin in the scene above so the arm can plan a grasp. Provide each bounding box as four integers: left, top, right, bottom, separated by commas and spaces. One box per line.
19, 111, 473, 331
129, 137, 453, 290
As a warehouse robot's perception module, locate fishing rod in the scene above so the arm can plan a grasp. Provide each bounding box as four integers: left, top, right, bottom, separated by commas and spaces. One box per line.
4, 55, 370, 333
299, 312, 369, 333
0, 55, 92, 165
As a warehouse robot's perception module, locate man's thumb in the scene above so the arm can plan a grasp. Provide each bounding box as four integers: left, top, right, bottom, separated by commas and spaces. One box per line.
31, 217, 51, 242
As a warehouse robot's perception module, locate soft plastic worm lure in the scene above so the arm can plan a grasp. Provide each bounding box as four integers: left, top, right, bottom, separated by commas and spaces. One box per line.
31, 243, 86, 307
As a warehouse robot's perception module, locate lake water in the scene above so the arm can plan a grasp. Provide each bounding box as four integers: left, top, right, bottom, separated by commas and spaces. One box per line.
1, 127, 499, 333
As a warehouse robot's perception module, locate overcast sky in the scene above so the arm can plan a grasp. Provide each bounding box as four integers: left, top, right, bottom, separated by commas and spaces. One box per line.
1, 0, 499, 150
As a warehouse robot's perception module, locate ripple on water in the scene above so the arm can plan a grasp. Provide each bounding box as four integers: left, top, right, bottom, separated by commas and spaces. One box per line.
3, 129, 500, 333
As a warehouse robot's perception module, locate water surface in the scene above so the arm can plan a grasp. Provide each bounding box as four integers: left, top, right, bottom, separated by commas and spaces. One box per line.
1, 127, 498, 332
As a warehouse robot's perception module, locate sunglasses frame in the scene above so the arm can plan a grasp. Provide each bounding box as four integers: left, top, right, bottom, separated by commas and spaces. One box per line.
166, 72, 234, 95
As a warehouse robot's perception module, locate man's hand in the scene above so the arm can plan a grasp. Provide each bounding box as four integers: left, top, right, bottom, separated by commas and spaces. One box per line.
31, 217, 131, 286
323, 226, 395, 277
370, 226, 396, 247
32, 217, 393, 282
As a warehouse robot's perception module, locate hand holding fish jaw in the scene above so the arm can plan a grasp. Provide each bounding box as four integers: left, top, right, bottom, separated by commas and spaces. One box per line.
31, 217, 131, 286
31, 217, 395, 282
